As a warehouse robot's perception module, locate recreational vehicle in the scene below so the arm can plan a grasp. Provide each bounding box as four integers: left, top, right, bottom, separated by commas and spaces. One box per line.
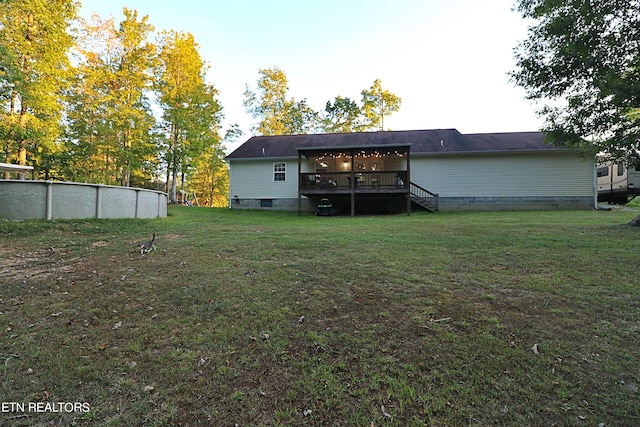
597, 161, 640, 204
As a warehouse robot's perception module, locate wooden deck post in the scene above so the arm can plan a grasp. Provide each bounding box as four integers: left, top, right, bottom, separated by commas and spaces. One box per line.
350, 149, 355, 216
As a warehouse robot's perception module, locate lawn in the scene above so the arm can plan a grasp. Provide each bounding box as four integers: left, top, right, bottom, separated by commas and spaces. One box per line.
1, 206, 639, 426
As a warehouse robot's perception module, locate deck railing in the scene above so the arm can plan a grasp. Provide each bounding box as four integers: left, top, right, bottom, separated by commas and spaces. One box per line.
300, 171, 408, 190
410, 181, 439, 212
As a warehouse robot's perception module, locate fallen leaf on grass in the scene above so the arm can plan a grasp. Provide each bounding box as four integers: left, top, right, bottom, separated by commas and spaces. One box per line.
144, 385, 155, 392
531, 343, 540, 355
34, 390, 50, 400
112, 321, 122, 330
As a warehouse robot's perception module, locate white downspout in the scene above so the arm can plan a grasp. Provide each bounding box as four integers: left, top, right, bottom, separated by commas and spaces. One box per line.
227, 161, 233, 209
593, 159, 599, 209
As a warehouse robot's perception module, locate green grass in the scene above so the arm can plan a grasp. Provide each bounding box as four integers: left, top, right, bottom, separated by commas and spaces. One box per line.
1, 207, 639, 426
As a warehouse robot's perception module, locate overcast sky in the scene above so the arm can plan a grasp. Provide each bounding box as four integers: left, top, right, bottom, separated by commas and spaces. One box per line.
79, 0, 541, 151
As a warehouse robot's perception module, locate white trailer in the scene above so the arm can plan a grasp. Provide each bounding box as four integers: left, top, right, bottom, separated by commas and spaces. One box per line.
597, 161, 640, 204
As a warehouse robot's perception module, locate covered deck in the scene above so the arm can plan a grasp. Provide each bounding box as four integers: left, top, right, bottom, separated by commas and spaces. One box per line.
296, 144, 412, 216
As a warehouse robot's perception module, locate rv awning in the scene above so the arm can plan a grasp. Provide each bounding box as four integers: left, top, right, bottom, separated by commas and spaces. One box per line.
0, 162, 34, 174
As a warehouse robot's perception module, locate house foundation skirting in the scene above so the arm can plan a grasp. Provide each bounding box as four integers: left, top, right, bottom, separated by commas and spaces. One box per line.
229, 195, 594, 213
437, 196, 594, 212
230, 197, 313, 211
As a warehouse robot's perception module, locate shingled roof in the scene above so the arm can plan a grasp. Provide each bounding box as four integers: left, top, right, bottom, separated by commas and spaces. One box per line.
225, 129, 560, 160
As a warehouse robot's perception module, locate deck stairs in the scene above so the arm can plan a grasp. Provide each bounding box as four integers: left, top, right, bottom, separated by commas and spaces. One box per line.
410, 182, 439, 212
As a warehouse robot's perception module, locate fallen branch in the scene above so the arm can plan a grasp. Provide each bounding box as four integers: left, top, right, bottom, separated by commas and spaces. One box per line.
7, 414, 30, 420
1, 353, 20, 359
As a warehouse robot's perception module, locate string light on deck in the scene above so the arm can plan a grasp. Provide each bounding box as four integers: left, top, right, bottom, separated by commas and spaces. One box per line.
313, 150, 405, 161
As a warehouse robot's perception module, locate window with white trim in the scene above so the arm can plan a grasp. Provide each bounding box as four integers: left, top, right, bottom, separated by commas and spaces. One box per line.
274, 162, 286, 182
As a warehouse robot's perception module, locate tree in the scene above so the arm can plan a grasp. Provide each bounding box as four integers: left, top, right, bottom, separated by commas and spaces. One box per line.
322, 96, 363, 133
185, 125, 240, 207
112, 9, 158, 187
63, 14, 119, 183
512, 1, 640, 225
0, 0, 78, 178
286, 98, 320, 135
64, 9, 157, 186
361, 79, 402, 131
244, 70, 402, 135
243, 67, 319, 135
156, 30, 223, 203
511, 1, 640, 161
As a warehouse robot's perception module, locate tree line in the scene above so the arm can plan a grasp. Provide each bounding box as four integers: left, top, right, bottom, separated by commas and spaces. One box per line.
0, 0, 402, 206
0, 1, 228, 205
243, 67, 402, 135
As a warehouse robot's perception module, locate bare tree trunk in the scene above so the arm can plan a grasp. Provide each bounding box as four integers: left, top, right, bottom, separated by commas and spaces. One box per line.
170, 160, 177, 204
165, 163, 170, 194
3, 144, 11, 179
5, 90, 16, 179
210, 168, 215, 208
170, 125, 178, 203
171, 171, 177, 203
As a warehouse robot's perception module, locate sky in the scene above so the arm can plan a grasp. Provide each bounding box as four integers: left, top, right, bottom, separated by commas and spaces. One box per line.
78, 0, 541, 152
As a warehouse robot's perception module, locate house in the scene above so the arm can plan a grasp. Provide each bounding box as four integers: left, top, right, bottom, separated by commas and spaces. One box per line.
225, 129, 596, 215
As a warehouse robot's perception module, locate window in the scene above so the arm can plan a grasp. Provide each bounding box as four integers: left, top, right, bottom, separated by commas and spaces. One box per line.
260, 199, 273, 208
274, 162, 286, 181
597, 166, 609, 177
617, 163, 625, 176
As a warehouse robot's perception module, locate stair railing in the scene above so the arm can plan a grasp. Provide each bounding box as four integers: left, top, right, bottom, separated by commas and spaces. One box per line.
410, 182, 439, 212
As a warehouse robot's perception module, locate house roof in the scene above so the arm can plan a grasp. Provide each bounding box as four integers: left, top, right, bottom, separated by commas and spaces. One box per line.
225, 129, 561, 160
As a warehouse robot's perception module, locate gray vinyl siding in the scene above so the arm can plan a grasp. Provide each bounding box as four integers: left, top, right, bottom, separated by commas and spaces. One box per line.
228, 152, 594, 208
229, 159, 306, 200
410, 152, 594, 198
